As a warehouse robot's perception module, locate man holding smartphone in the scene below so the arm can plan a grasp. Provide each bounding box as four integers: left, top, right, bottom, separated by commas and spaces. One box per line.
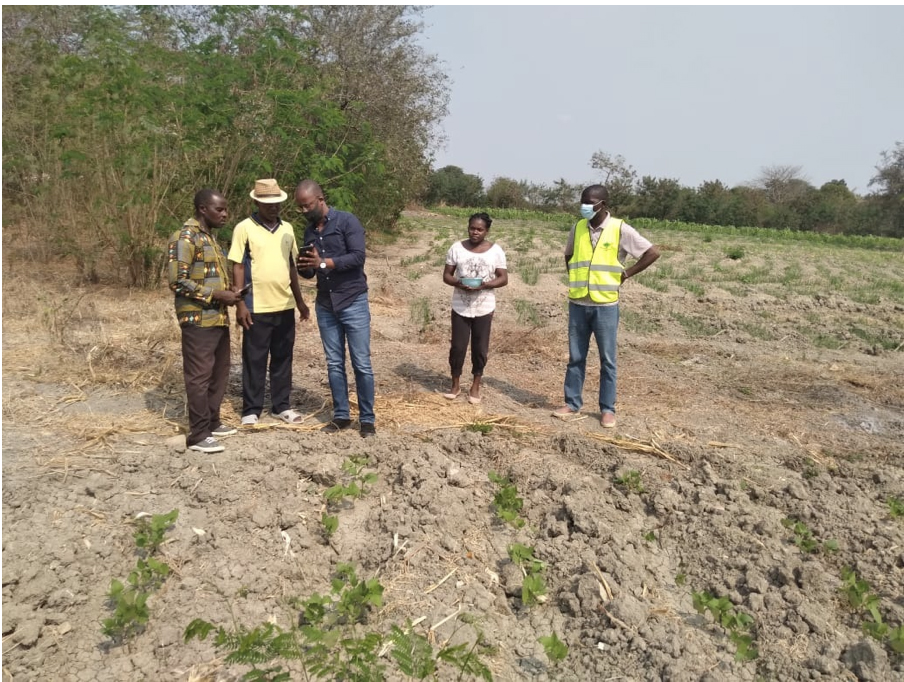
167, 189, 240, 453
295, 179, 376, 438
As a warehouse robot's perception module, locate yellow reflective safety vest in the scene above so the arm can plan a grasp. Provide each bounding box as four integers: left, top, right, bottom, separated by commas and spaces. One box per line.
567, 218, 625, 303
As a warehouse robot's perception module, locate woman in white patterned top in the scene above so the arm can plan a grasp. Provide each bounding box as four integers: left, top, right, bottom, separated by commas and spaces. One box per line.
441, 212, 508, 404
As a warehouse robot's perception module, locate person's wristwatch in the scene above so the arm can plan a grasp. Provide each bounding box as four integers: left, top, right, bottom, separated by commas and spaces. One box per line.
319, 261, 327, 270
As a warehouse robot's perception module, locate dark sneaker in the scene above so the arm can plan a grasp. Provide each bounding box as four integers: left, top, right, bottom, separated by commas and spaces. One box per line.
211, 423, 237, 437
360, 422, 376, 439
322, 418, 353, 433
188, 437, 225, 453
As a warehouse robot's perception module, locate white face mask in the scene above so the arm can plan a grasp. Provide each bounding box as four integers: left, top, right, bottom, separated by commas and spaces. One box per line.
580, 202, 602, 220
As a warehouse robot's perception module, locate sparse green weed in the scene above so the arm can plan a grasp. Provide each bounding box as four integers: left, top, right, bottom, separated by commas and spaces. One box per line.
102, 509, 178, 644
488, 472, 525, 528
538, 632, 568, 663
615, 470, 645, 495
887, 496, 904, 519
692, 591, 758, 662
409, 297, 432, 333
185, 564, 493, 681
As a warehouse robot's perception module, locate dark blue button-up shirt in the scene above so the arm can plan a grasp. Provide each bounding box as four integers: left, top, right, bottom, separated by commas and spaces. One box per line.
300, 207, 368, 312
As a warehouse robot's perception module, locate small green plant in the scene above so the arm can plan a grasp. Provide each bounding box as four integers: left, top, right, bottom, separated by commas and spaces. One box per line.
321, 513, 338, 538
103, 509, 178, 644
538, 632, 568, 663
186, 565, 493, 681
887, 496, 904, 519
615, 470, 645, 495
409, 297, 432, 333
839, 567, 882, 622
488, 472, 525, 528
518, 261, 541, 286
781, 517, 838, 554
464, 421, 493, 434
507, 543, 547, 607
839, 567, 904, 654
513, 299, 543, 327
642, 530, 657, 543
725, 246, 745, 260
675, 573, 687, 587
692, 591, 758, 662
134, 508, 178, 555
324, 457, 378, 508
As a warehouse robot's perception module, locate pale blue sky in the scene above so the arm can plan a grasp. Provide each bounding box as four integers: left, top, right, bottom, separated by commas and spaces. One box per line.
419, 6, 904, 194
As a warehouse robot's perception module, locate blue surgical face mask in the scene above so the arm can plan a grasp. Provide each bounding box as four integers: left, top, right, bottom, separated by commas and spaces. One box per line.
580, 202, 601, 220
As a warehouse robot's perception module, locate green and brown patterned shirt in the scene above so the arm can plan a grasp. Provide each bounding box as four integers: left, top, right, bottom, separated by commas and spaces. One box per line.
167, 218, 231, 327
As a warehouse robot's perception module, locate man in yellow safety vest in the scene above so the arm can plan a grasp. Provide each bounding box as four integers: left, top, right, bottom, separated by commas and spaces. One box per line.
552, 184, 660, 428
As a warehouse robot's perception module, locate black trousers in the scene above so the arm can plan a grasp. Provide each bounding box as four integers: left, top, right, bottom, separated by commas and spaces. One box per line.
181, 325, 230, 446
449, 310, 494, 377
241, 309, 295, 417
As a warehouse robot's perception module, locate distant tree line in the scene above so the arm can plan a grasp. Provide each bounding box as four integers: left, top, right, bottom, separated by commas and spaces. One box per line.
2, 5, 448, 285
424, 144, 904, 238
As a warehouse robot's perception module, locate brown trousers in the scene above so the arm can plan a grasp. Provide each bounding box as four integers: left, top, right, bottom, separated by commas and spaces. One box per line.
181, 325, 230, 446
449, 310, 494, 377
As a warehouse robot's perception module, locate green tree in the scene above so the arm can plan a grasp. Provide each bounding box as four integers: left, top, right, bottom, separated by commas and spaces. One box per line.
486, 177, 525, 209
866, 142, 904, 237
425, 166, 485, 206
589, 151, 636, 212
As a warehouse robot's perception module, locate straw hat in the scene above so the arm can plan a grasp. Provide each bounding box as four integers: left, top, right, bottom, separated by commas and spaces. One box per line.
249, 178, 288, 203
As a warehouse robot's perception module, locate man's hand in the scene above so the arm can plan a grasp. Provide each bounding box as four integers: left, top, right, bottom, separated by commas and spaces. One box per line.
297, 248, 321, 271
235, 301, 253, 330
298, 302, 310, 322
212, 289, 240, 306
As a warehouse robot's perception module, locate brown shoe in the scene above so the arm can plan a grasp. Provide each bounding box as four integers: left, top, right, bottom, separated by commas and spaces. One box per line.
601, 412, 617, 429
552, 406, 580, 420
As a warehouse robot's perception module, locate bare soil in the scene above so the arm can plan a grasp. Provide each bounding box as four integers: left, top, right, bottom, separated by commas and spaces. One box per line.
3, 213, 903, 681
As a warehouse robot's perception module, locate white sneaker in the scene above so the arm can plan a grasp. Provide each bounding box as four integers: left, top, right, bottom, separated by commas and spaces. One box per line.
189, 437, 225, 453
241, 414, 259, 426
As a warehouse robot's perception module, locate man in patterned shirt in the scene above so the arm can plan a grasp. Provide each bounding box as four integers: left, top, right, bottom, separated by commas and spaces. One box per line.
167, 189, 241, 453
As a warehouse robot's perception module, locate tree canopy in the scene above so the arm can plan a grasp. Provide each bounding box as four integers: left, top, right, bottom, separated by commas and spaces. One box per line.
2, 5, 449, 285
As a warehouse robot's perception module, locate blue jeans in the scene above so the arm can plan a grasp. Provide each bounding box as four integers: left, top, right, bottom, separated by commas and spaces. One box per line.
564, 302, 619, 414
316, 293, 375, 424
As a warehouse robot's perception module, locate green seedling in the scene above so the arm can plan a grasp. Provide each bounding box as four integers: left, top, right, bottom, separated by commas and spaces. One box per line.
538, 632, 568, 663
134, 509, 178, 555
324, 458, 378, 508
692, 591, 758, 662
725, 246, 745, 260
507, 543, 544, 574
465, 421, 493, 434
839, 567, 882, 623
103, 508, 178, 645
507, 543, 547, 606
321, 513, 338, 538
643, 530, 657, 543
675, 573, 687, 587
102, 580, 150, 642
615, 470, 645, 495
887, 496, 904, 519
781, 517, 838, 554
488, 472, 525, 528
186, 565, 493, 681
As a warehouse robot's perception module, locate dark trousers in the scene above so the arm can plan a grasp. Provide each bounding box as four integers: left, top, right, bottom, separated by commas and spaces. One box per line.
449, 310, 494, 377
241, 309, 295, 417
181, 325, 230, 446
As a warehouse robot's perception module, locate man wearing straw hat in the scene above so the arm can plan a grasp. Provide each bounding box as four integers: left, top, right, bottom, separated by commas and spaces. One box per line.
167, 188, 240, 454
229, 178, 310, 426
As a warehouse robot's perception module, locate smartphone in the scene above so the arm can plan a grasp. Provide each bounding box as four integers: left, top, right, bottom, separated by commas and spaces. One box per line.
300, 243, 315, 255
238, 283, 252, 297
